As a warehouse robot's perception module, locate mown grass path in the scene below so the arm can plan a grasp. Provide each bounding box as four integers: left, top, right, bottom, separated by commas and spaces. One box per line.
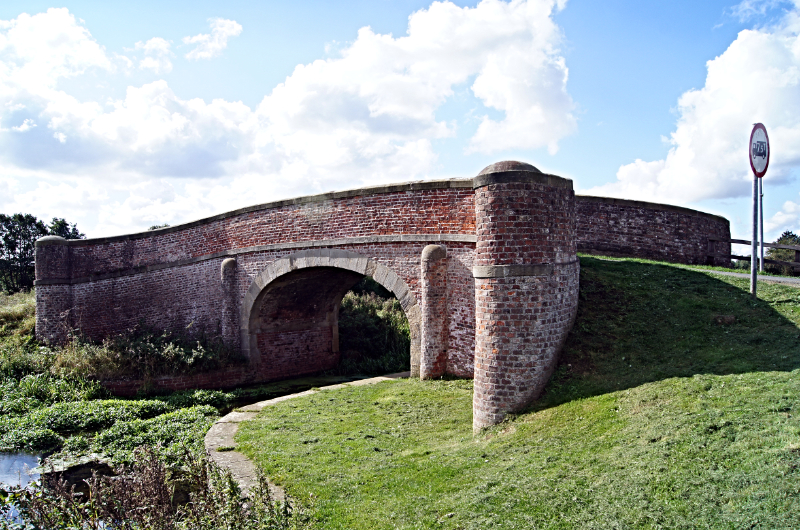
237, 257, 800, 529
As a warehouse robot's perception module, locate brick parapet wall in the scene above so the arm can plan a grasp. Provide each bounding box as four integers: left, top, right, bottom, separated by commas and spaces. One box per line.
575, 196, 731, 266
39, 181, 475, 281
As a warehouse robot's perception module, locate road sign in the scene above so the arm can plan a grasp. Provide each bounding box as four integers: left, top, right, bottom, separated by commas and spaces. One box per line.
749, 122, 770, 298
749, 123, 770, 178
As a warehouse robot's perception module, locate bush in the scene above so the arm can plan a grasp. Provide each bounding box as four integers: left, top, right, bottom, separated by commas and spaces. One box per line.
0, 290, 35, 338
0, 373, 107, 417
90, 406, 218, 466
333, 291, 410, 376
765, 230, 800, 276
52, 324, 246, 381
149, 388, 236, 411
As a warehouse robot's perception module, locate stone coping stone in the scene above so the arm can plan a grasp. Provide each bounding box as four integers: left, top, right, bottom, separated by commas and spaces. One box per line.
204, 372, 411, 499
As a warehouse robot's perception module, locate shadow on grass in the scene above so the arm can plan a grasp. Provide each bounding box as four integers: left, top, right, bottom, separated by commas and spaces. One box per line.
533, 256, 800, 411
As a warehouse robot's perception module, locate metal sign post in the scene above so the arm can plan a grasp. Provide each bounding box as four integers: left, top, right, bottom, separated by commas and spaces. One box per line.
759, 177, 764, 272
749, 123, 770, 298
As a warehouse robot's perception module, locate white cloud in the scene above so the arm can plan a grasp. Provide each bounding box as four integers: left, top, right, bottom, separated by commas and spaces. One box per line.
183, 18, 242, 60
585, 4, 800, 206
252, 0, 574, 174
0, 8, 111, 95
729, 0, 795, 22
766, 197, 800, 233
0, 1, 576, 236
135, 37, 172, 73
12, 118, 35, 131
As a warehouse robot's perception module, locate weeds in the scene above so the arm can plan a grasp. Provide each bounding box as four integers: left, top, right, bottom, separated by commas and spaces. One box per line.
1, 446, 303, 529
0, 291, 35, 339
91, 406, 217, 466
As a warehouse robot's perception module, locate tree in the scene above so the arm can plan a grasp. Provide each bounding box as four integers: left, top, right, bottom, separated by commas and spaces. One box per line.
48, 217, 85, 240
0, 214, 85, 293
765, 230, 800, 276
766, 230, 800, 262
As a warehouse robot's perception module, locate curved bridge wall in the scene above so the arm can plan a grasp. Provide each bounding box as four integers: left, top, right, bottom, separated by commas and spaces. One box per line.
575, 196, 731, 266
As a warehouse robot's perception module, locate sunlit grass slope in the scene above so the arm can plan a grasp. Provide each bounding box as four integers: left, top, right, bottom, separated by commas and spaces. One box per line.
237, 256, 800, 529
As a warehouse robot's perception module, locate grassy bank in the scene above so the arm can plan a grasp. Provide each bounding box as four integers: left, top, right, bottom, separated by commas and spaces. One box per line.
0, 283, 408, 464
237, 257, 800, 529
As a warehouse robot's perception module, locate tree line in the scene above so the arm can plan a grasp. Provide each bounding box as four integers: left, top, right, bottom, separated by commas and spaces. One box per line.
0, 214, 84, 293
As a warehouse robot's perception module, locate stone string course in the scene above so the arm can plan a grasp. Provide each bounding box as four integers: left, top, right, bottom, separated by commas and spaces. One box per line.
35, 163, 730, 425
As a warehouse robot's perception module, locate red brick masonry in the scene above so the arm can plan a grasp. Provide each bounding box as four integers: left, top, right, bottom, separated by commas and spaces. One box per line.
35, 162, 730, 426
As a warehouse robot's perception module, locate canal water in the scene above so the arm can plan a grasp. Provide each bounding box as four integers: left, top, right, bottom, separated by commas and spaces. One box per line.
0, 452, 39, 488
1, 453, 40, 524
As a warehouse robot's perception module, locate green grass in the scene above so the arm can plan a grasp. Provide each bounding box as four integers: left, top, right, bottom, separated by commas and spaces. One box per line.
594, 254, 795, 278
236, 257, 800, 529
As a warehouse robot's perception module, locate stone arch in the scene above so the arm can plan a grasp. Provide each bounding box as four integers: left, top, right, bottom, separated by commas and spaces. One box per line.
240, 249, 421, 377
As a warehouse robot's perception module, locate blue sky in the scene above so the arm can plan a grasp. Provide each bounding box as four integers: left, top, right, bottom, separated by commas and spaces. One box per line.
1, 0, 799, 244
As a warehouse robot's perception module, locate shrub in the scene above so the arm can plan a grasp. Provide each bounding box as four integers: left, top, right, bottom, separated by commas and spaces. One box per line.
0, 399, 173, 452
0, 373, 107, 417
52, 324, 246, 381
765, 230, 800, 276
91, 406, 218, 466
334, 291, 410, 375
149, 388, 236, 412
0, 344, 54, 384
0, 290, 35, 338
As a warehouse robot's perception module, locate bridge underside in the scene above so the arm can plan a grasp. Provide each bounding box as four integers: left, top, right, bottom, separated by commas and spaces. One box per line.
249, 267, 364, 379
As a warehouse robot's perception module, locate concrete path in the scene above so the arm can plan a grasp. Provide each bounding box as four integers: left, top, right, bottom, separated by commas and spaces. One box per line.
687, 268, 800, 286
204, 372, 410, 498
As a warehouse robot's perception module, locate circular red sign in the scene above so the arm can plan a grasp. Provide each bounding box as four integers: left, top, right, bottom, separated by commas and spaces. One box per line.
749, 123, 770, 178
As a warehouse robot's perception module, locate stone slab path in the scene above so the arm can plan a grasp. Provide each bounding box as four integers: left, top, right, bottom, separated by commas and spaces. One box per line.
204, 372, 410, 499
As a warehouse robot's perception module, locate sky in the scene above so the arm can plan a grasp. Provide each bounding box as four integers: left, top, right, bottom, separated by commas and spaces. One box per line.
1, 0, 799, 246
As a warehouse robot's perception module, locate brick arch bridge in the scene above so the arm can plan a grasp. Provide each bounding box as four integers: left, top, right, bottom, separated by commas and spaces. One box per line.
35, 161, 731, 430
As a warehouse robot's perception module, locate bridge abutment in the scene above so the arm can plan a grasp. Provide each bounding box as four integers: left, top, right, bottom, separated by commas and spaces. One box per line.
472, 162, 580, 431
